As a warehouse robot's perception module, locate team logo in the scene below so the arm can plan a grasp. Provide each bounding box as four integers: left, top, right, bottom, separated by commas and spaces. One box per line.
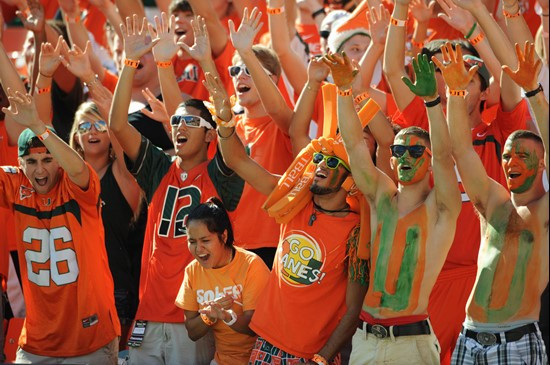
279, 231, 326, 287
1, 166, 17, 174
19, 185, 34, 200
177, 64, 200, 84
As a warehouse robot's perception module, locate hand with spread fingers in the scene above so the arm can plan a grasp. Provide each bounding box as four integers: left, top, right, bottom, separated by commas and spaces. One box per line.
39, 36, 63, 78
140, 88, 170, 124
59, 40, 95, 82
2, 89, 41, 128
89, 84, 113, 122
203, 72, 233, 124
410, 0, 436, 23
16, 0, 44, 33
322, 51, 359, 89
120, 14, 158, 61
148, 12, 179, 62
431, 42, 478, 91
502, 42, 542, 92
229, 7, 264, 53
401, 53, 438, 100
367, 5, 391, 46
177, 16, 212, 63
436, 0, 475, 35
307, 56, 330, 84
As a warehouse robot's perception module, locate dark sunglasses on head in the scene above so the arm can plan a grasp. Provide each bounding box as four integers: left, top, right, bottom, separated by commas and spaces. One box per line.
312, 152, 350, 171
77, 120, 108, 134
170, 115, 213, 129
390, 144, 431, 158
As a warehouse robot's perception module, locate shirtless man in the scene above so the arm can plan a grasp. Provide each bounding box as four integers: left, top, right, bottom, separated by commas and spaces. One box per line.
326, 51, 461, 364
439, 41, 549, 364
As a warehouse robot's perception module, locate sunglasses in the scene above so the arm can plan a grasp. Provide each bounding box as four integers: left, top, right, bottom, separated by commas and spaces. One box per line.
170, 115, 213, 129
390, 144, 431, 158
228, 65, 273, 78
312, 152, 350, 171
77, 120, 108, 134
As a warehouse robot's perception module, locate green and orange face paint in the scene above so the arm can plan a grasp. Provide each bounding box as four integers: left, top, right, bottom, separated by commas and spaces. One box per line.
502, 140, 540, 194
391, 135, 431, 185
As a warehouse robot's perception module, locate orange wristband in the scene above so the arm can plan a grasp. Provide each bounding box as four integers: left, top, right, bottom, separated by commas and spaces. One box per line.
354, 91, 370, 104
35, 86, 51, 95
448, 89, 467, 97
390, 16, 407, 27
37, 128, 50, 141
124, 58, 140, 68
411, 39, 424, 48
503, 8, 521, 18
338, 87, 352, 96
267, 6, 285, 14
312, 354, 329, 365
468, 32, 484, 45
156, 60, 172, 68
200, 313, 217, 326
64, 13, 81, 23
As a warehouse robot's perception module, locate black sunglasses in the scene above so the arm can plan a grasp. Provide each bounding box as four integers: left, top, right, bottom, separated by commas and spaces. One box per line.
312, 152, 350, 171
390, 144, 431, 158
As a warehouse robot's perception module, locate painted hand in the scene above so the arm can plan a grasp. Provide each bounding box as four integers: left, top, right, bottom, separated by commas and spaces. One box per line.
401, 54, 438, 99
322, 52, 359, 88
502, 42, 542, 92
431, 42, 478, 90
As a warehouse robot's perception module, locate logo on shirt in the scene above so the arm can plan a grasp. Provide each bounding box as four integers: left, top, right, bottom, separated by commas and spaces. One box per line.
279, 231, 326, 287
19, 185, 34, 200
177, 64, 200, 84
196, 284, 243, 305
1, 166, 17, 174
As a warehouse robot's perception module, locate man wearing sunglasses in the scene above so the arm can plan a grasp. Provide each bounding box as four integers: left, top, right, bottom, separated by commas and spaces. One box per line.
327, 52, 461, 364
110, 17, 245, 365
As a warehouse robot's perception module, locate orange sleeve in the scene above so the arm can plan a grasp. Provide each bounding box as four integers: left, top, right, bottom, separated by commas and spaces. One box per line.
390, 95, 429, 130
102, 69, 119, 93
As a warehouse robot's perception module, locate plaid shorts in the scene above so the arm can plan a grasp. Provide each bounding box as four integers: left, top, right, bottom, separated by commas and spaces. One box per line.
451, 323, 548, 365
249, 337, 341, 365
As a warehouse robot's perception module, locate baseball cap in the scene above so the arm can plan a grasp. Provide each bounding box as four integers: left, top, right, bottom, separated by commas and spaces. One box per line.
463, 54, 491, 88
18, 127, 56, 157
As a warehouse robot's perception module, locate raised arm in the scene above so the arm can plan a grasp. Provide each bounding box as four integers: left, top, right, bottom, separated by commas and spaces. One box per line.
288, 57, 329, 156
109, 16, 157, 162
230, 7, 293, 133
409, 0, 435, 55
501, 0, 535, 46
503, 42, 549, 173
34, 37, 63, 125
3, 90, 89, 188
187, 0, 229, 57
325, 52, 395, 202
88, 0, 124, 41
383, 0, 416, 111
433, 43, 505, 215
203, 72, 279, 196
403, 53, 461, 215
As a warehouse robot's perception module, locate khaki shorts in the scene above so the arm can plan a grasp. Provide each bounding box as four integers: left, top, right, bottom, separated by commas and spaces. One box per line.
15, 337, 118, 364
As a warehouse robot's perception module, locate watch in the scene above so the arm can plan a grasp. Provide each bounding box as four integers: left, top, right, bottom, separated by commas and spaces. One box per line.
223, 309, 237, 326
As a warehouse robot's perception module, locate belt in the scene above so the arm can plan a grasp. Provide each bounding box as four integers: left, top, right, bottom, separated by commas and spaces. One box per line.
357, 319, 431, 338
462, 323, 538, 346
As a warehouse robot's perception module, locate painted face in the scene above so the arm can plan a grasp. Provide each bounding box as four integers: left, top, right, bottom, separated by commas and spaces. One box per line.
19, 153, 61, 194
187, 220, 230, 269
502, 139, 540, 194
390, 135, 431, 185
310, 153, 349, 195
171, 106, 213, 159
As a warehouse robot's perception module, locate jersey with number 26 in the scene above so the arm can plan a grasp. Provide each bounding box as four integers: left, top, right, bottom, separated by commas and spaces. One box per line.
0, 163, 120, 357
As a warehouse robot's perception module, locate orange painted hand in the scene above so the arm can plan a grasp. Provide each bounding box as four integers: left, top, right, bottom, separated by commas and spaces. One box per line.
431, 42, 478, 91
321, 51, 359, 89
502, 42, 542, 92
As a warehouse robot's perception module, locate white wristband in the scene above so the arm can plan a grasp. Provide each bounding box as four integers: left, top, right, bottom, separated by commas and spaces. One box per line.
223, 309, 237, 326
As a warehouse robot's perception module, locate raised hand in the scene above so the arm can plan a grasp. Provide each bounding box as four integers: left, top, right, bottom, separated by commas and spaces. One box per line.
410, 0, 435, 23
450, 0, 484, 13
177, 16, 212, 63
16, 0, 44, 33
322, 52, 359, 88
502, 42, 542, 91
59, 40, 95, 82
140, 88, 170, 124
89, 83, 114, 121
307, 56, 330, 84
38, 36, 63, 78
367, 5, 391, 45
401, 53, 438, 99
203, 72, 233, 123
436, 0, 475, 34
2, 88, 40, 127
148, 12, 179, 62
431, 42, 478, 90
229, 7, 263, 53
120, 14, 157, 61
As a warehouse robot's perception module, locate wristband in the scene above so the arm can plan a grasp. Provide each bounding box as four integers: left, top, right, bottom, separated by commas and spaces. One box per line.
411, 39, 424, 48
464, 22, 477, 39
312, 354, 329, 365
156, 60, 172, 68
354, 91, 370, 104
64, 13, 81, 23
338, 87, 352, 96
524, 83, 543, 97
503, 8, 521, 18
124, 58, 140, 68
448, 89, 467, 97
267, 6, 285, 15
200, 313, 217, 326
468, 32, 484, 45
312, 8, 326, 18
222, 309, 238, 326
37, 127, 50, 141
35, 86, 51, 95
424, 96, 441, 108
217, 127, 236, 140
390, 16, 407, 27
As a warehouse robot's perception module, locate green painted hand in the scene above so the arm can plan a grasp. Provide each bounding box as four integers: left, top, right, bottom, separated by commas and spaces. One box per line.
401, 54, 438, 99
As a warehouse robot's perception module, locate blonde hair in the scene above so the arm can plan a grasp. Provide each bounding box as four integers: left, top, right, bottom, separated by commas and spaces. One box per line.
69, 101, 112, 160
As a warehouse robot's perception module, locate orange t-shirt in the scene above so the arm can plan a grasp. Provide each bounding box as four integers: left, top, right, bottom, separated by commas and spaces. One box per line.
296, 22, 322, 56
174, 42, 236, 101
0, 120, 18, 274
249, 201, 360, 358
0, 163, 120, 357
176, 247, 270, 364
233, 114, 294, 250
